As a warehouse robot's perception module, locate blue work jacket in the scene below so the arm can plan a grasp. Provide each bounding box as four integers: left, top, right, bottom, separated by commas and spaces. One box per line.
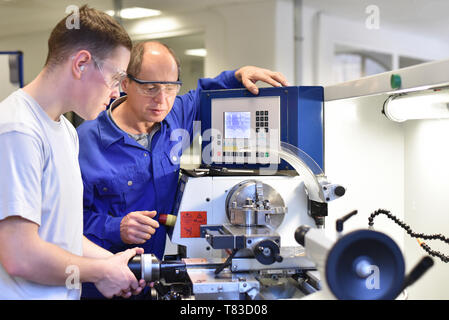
77, 70, 243, 260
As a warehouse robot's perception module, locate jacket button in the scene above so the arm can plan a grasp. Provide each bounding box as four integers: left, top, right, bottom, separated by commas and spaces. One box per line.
103, 187, 108, 192
128, 181, 133, 186
172, 156, 178, 162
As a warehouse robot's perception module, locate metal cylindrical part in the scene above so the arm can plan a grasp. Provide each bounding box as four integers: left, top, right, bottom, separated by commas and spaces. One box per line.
128, 254, 161, 282
225, 180, 286, 230
160, 261, 188, 283
128, 254, 187, 283
142, 254, 160, 282
230, 208, 258, 226
128, 255, 142, 279
294, 225, 311, 247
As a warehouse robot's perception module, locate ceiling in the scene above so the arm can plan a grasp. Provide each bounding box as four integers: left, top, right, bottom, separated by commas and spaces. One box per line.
157, 33, 204, 62
0, 0, 448, 40
0, 0, 261, 38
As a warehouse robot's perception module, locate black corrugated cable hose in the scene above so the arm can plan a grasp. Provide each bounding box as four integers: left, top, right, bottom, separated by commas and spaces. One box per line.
368, 209, 448, 263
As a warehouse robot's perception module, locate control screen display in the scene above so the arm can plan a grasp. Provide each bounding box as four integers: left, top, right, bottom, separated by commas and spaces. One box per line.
224, 111, 251, 139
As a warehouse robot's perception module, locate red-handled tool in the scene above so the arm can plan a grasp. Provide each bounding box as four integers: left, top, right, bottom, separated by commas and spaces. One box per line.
159, 213, 177, 227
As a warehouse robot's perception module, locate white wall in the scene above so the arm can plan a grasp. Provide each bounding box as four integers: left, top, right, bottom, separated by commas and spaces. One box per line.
210, 0, 294, 82
124, 0, 295, 83
300, 5, 449, 86
403, 119, 449, 299
324, 95, 405, 249
0, 30, 48, 85
0, 54, 20, 100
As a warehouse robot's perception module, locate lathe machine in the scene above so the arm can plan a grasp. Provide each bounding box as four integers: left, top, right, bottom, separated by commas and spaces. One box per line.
128, 86, 433, 300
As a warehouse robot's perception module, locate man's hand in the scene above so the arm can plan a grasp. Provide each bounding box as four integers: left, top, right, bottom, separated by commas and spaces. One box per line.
120, 211, 160, 244
94, 247, 146, 299
235, 66, 290, 95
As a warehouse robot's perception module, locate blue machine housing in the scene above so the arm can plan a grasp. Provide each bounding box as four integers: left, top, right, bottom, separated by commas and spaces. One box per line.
199, 86, 324, 171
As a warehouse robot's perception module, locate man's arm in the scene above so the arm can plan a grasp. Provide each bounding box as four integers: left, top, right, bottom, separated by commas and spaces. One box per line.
0, 216, 142, 298
83, 236, 113, 259
0, 129, 144, 298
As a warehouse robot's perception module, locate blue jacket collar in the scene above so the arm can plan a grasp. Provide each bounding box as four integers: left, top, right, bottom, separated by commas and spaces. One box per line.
98, 95, 169, 150
98, 109, 127, 150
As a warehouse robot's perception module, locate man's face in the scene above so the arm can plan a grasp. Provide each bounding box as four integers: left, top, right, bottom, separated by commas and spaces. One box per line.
78, 46, 130, 120
123, 49, 179, 124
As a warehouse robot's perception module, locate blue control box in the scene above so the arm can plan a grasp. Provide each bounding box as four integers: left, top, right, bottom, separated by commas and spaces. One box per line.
199, 86, 324, 171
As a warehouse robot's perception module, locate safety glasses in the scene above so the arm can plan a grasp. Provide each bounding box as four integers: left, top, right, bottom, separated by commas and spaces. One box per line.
127, 74, 182, 97
91, 56, 127, 90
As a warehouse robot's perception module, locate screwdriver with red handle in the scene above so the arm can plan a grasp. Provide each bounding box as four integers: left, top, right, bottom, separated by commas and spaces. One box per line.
158, 213, 177, 227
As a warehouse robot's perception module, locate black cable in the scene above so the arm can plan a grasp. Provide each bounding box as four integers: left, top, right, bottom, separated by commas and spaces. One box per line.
214, 249, 238, 275
368, 209, 449, 263
420, 243, 449, 263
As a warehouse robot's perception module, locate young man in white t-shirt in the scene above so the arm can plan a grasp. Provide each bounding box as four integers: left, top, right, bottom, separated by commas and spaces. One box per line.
0, 5, 146, 299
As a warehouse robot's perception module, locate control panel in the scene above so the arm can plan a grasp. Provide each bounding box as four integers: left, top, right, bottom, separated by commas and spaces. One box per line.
200, 86, 324, 170
210, 96, 280, 164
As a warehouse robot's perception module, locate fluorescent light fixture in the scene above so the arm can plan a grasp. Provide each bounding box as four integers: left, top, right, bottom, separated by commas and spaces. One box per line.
131, 17, 180, 36
184, 48, 207, 57
121, 7, 161, 19
383, 89, 449, 122
105, 7, 161, 20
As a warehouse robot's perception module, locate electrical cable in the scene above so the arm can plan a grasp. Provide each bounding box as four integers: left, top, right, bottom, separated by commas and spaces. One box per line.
368, 209, 449, 263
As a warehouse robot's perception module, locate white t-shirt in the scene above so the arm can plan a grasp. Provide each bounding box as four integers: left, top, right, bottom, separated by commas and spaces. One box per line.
0, 89, 83, 299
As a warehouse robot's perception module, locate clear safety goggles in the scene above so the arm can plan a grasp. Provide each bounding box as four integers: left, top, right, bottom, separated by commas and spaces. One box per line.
92, 56, 127, 90
127, 74, 182, 97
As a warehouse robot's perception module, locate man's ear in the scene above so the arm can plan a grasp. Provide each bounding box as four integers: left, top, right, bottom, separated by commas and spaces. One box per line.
121, 78, 129, 93
71, 50, 92, 80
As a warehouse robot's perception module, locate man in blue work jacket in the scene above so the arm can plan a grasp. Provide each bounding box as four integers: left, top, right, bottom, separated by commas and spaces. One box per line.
77, 41, 289, 298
